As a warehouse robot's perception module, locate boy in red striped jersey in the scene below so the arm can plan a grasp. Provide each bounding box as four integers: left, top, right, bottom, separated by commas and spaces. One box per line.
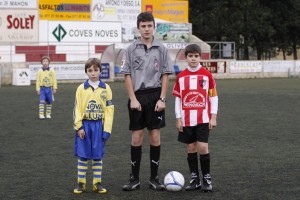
172, 44, 218, 192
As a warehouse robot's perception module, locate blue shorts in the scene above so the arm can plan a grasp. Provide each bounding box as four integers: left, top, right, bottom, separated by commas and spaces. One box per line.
40, 87, 53, 104
74, 120, 105, 160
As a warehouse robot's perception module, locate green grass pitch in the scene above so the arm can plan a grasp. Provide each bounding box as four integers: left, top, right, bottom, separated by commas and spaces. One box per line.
0, 78, 299, 200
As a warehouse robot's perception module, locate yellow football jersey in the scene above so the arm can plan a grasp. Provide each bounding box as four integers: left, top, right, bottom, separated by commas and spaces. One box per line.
73, 80, 114, 135
36, 68, 57, 91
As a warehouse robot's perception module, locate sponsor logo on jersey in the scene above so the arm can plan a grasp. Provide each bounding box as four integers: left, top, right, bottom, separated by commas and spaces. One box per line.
84, 100, 103, 120
182, 90, 206, 109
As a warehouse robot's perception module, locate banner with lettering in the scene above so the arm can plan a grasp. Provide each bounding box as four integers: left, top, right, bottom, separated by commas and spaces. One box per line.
0, 0, 37, 8
154, 23, 191, 43
142, 0, 188, 23
29, 63, 110, 80
38, 0, 90, 21
0, 9, 39, 42
229, 61, 262, 73
47, 21, 122, 43
91, 0, 141, 22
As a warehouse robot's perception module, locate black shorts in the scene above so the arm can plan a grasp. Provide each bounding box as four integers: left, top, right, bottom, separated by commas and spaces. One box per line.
178, 123, 209, 144
128, 88, 165, 131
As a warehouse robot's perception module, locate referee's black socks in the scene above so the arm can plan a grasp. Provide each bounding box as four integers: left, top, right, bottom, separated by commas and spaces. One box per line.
150, 145, 160, 179
131, 145, 142, 180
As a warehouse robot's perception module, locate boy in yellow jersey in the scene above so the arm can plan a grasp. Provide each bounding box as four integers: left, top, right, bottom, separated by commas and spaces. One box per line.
36, 56, 57, 119
73, 58, 114, 194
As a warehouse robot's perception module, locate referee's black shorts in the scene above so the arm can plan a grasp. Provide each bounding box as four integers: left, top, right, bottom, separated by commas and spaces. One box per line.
128, 88, 165, 131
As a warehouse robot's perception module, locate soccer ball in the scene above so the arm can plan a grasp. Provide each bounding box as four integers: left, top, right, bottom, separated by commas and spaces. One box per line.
164, 171, 185, 191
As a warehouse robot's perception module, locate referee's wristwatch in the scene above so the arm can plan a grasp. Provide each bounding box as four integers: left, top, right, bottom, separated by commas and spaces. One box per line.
159, 97, 167, 103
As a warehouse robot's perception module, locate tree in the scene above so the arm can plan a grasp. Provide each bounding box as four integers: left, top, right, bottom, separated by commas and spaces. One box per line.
264, 0, 300, 60
189, 0, 300, 60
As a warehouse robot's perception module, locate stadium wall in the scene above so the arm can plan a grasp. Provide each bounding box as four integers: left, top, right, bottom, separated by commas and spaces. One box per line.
1, 60, 300, 86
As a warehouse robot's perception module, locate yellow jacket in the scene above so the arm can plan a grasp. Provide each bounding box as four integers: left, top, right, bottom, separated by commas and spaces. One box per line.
73, 80, 114, 139
36, 67, 57, 91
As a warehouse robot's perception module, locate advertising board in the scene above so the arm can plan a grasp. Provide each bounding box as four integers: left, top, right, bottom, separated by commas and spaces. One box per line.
0, 9, 39, 42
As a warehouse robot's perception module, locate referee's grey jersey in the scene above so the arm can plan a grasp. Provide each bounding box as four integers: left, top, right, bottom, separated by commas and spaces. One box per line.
120, 38, 173, 91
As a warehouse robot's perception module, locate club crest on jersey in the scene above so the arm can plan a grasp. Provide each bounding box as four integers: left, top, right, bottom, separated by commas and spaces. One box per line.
154, 58, 159, 68
43, 77, 51, 87
182, 90, 206, 110
199, 79, 207, 88
100, 91, 107, 101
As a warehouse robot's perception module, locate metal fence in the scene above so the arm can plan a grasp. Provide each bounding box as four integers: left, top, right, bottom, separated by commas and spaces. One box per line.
0, 41, 235, 63
0, 41, 236, 85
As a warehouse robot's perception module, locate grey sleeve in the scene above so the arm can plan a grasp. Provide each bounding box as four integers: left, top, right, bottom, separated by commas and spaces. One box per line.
162, 48, 174, 74
120, 48, 131, 74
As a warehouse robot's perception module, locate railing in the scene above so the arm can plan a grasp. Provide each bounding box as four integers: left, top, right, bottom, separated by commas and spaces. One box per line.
207, 42, 235, 60
0, 41, 236, 63
0, 42, 113, 63
0, 41, 237, 85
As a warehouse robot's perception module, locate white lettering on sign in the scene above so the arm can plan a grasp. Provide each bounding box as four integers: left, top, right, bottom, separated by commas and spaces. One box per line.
164, 43, 187, 49
7, 15, 35, 29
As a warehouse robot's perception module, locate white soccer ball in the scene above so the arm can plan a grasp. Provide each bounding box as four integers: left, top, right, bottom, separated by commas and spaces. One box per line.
164, 171, 185, 191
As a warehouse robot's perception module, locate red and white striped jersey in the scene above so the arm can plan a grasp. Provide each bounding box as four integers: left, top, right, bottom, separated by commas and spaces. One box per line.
172, 66, 218, 127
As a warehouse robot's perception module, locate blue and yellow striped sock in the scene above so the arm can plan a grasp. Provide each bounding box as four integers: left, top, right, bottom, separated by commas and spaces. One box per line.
39, 103, 45, 116
46, 104, 52, 116
92, 159, 103, 184
77, 158, 88, 184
